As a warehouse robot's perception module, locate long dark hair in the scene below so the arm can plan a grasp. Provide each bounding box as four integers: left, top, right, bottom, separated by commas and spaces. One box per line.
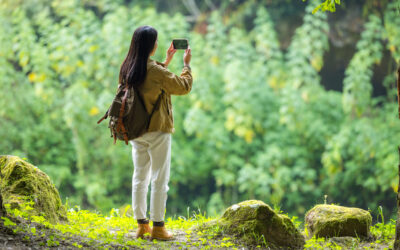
119, 26, 158, 88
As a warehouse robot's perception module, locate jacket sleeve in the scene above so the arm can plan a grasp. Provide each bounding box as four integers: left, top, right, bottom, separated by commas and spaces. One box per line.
155, 61, 167, 67
153, 63, 193, 96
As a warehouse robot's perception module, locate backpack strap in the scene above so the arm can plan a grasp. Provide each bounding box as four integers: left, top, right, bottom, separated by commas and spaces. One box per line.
113, 128, 117, 144
150, 90, 164, 117
97, 110, 109, 124
147, 90, 164, 129
116, 84, 129, 145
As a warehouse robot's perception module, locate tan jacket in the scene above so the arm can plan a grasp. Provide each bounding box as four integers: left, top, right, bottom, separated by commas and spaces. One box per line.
138, 58, 193, 134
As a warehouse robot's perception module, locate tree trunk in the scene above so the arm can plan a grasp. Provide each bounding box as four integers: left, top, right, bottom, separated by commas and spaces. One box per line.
395, 68, 400, 250
396, 147, 400, 249
398, 67, 400, 119
0, 162, 3, 217
0, 193, 3, 217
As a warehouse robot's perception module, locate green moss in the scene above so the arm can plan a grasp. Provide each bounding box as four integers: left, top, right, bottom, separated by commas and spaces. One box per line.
305, 204, 372, 238
0, 155, 67, 224
199, 200, 305, 248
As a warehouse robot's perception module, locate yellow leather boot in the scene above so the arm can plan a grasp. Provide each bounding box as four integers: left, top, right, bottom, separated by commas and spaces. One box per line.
135, 219, 152, 239
150, 221, 174, 241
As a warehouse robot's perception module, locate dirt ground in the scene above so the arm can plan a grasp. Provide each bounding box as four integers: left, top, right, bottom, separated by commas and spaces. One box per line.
0, 220, 392, 250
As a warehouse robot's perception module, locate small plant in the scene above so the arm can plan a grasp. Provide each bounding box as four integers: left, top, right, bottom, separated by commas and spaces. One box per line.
46, 235, 60, 247
371, 218, 395, 242
273, 204, 283, 214
72, 242, 83, 248
1, 216, 16, 226
304, 235, 326, 249
290, 215, 302, 230
378, 206, 384, 224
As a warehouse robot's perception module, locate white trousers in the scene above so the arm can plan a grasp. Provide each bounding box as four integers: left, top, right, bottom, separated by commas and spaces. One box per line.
130, 131, 171, 222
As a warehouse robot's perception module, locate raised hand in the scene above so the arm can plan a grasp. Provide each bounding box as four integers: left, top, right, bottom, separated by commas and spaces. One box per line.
163, 42, 177, 67
183, 45, 191, 67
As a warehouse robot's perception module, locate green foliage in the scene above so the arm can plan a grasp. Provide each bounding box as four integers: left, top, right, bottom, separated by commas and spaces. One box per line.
1, 0, 400, 221
384, 0, 400, 63
342, 14, 384, 117
2, 216, 17, 226
287, 0, 329, 88
369, 206, 395, 247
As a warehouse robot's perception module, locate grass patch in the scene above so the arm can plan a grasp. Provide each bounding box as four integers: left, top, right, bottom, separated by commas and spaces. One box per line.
1, 198, 396, 249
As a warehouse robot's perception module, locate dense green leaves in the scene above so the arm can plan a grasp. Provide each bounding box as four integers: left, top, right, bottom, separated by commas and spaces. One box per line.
342, 14, 384, 117
1, 0, 399, 219
384, 1, 400, 63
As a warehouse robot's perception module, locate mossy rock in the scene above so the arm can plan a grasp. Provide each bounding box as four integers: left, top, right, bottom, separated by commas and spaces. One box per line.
199, 200, 305, 248
305, 204, 371, 238
0, 155, 68, 224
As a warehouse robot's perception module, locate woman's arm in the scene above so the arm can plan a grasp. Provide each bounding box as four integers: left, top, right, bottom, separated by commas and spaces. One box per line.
155, 45, 192, 95
161, 42, 177, 67
156, 65, 193, 96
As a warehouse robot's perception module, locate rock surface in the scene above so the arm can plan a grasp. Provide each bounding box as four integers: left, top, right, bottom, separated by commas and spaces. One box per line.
305, 204, 371, 238
199, 200, 305, 248
0, 155, 67, 223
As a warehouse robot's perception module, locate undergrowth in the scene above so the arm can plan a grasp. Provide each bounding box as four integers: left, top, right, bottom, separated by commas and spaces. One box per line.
0, 198, 396, 249
1, 199, 238, 249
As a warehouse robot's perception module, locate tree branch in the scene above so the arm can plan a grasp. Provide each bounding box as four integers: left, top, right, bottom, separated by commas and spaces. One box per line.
182, 0, 200, 20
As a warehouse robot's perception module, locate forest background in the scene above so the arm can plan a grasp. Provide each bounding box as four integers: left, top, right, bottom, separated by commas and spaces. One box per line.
1, 0, 400, 221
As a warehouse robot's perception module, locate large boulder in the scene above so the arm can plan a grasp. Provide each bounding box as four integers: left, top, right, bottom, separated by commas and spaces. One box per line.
0, 155, 67, 224
305, 204, 371, 238
199, 200, 305, 248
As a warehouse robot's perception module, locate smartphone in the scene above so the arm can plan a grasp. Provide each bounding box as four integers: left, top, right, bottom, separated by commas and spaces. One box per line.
172, 39, 188, 50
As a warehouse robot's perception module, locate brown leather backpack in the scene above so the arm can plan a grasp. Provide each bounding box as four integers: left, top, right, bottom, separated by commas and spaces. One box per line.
97, 84, 163, 145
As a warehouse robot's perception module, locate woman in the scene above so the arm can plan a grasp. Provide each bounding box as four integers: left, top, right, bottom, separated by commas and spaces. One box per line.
119, 25, 192, 241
